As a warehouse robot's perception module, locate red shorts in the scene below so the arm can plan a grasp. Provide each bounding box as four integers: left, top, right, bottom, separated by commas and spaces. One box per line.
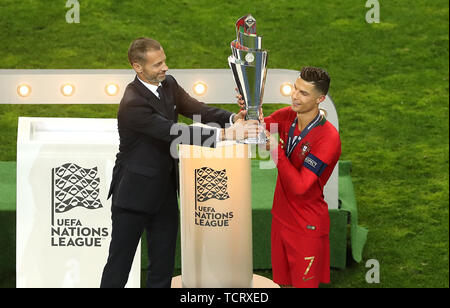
271, 218, 330, 288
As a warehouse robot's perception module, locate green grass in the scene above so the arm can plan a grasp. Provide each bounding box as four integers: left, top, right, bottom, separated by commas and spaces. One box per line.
1, 0, 449, 288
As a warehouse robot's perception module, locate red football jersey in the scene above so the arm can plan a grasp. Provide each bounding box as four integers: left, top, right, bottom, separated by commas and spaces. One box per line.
264, 106, 342, 237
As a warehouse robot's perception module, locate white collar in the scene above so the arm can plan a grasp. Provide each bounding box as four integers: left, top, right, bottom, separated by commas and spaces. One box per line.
137, 76, 162, 99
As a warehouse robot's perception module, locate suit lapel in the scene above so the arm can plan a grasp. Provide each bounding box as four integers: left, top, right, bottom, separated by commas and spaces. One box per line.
132, 76, 169, 118
160, 79, 175, 120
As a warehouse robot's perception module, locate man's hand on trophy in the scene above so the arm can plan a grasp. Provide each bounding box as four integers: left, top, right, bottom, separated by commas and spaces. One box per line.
232, 109, 247, 123
220, 119, 261, 141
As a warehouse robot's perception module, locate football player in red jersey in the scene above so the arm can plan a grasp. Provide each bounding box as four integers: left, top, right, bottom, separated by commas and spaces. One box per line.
238, 67, 341, 288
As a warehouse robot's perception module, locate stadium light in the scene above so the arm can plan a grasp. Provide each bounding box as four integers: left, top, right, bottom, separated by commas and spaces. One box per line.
17, 84, 32, 97
2, 69, 307, 104
105, 83, 119, 96
61, 83, 75, 96
193, 81, 207, 96
280, 82, 293, 96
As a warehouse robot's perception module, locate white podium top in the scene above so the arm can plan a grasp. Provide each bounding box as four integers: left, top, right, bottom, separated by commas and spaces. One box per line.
17, 117, 119, 145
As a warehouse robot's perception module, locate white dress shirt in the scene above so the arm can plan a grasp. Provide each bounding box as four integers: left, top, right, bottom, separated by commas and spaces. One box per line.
137, 76, 162, 99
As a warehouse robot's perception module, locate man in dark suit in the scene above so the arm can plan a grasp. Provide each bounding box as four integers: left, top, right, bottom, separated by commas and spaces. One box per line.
100, 37, 258, 288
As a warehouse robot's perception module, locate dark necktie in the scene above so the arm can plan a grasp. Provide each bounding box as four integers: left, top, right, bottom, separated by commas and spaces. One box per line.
157, 85, 172, 117
156, 86, 164, 102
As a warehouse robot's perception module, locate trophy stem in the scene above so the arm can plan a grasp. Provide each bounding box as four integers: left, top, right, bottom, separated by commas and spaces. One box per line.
246, 106, 261, 121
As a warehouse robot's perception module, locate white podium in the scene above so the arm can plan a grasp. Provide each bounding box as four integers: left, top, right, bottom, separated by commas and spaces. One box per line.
16, 117, 140, 288
178, 143, 255, 287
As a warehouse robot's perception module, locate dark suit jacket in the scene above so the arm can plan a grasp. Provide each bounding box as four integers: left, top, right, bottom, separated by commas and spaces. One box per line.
107, 75, 233, 214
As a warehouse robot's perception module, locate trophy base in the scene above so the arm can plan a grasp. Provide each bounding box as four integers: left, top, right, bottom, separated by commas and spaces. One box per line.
237, 132, 268, 145
236, 122, 267, 145
238, 139, 263, 145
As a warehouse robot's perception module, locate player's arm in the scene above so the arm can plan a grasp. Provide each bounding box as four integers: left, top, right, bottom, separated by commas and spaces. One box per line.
262, 108, 288, 132
271, 136, 341, 196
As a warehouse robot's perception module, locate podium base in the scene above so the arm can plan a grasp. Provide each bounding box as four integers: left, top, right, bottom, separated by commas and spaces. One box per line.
171, 274, 280, 288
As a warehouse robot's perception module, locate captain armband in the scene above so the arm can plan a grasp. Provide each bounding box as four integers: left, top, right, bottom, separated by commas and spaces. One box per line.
303, 153, 328, 177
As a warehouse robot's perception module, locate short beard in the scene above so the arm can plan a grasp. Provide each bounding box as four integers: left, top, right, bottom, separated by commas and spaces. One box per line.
142, 71, 165, 84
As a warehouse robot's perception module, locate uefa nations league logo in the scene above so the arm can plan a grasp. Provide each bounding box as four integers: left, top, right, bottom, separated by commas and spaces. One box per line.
195, 167, 230, 205
52, 163, 103, 215
194, 167, 234, 228
50, 163, 108, 247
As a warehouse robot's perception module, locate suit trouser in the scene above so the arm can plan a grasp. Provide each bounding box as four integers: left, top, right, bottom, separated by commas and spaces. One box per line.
100, 182, 179, 288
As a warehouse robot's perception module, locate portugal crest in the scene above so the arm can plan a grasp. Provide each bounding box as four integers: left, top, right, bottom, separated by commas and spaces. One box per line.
300, 142, 311, 158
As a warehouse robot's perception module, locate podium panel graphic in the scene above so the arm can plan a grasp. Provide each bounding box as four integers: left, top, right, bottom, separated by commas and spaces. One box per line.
16, 117, 140, 288
178, 143, 253, 287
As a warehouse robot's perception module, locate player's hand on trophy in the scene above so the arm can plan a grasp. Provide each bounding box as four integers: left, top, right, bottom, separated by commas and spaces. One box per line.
236, 88, 246, 110
265, 130, 284, 151
234, 88, 247, 123
221, 119, 261, 141
235, 88, 264, 123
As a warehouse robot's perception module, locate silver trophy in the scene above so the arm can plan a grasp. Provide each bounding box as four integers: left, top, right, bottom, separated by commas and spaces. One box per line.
228, 14, 268, 144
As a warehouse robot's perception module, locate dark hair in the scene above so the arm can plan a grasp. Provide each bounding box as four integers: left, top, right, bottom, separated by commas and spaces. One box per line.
300, 66, 330, 95
128, 37, 162, 66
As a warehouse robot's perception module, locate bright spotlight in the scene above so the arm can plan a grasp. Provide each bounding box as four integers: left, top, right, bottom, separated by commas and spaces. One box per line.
61, 84, 75, 96
105, 83, 119, 96
17, 84, 31, 97
193, 81, 207, 96
280, 82, 293, 96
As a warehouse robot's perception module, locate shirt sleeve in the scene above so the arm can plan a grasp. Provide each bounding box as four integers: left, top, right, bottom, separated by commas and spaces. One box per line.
121, 103, 218, 147
173, 77, 233, 128
263, 108, 289, 132
271, 132, 341, 197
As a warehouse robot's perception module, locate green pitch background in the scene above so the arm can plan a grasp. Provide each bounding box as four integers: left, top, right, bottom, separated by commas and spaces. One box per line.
0, 0, 448, 288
